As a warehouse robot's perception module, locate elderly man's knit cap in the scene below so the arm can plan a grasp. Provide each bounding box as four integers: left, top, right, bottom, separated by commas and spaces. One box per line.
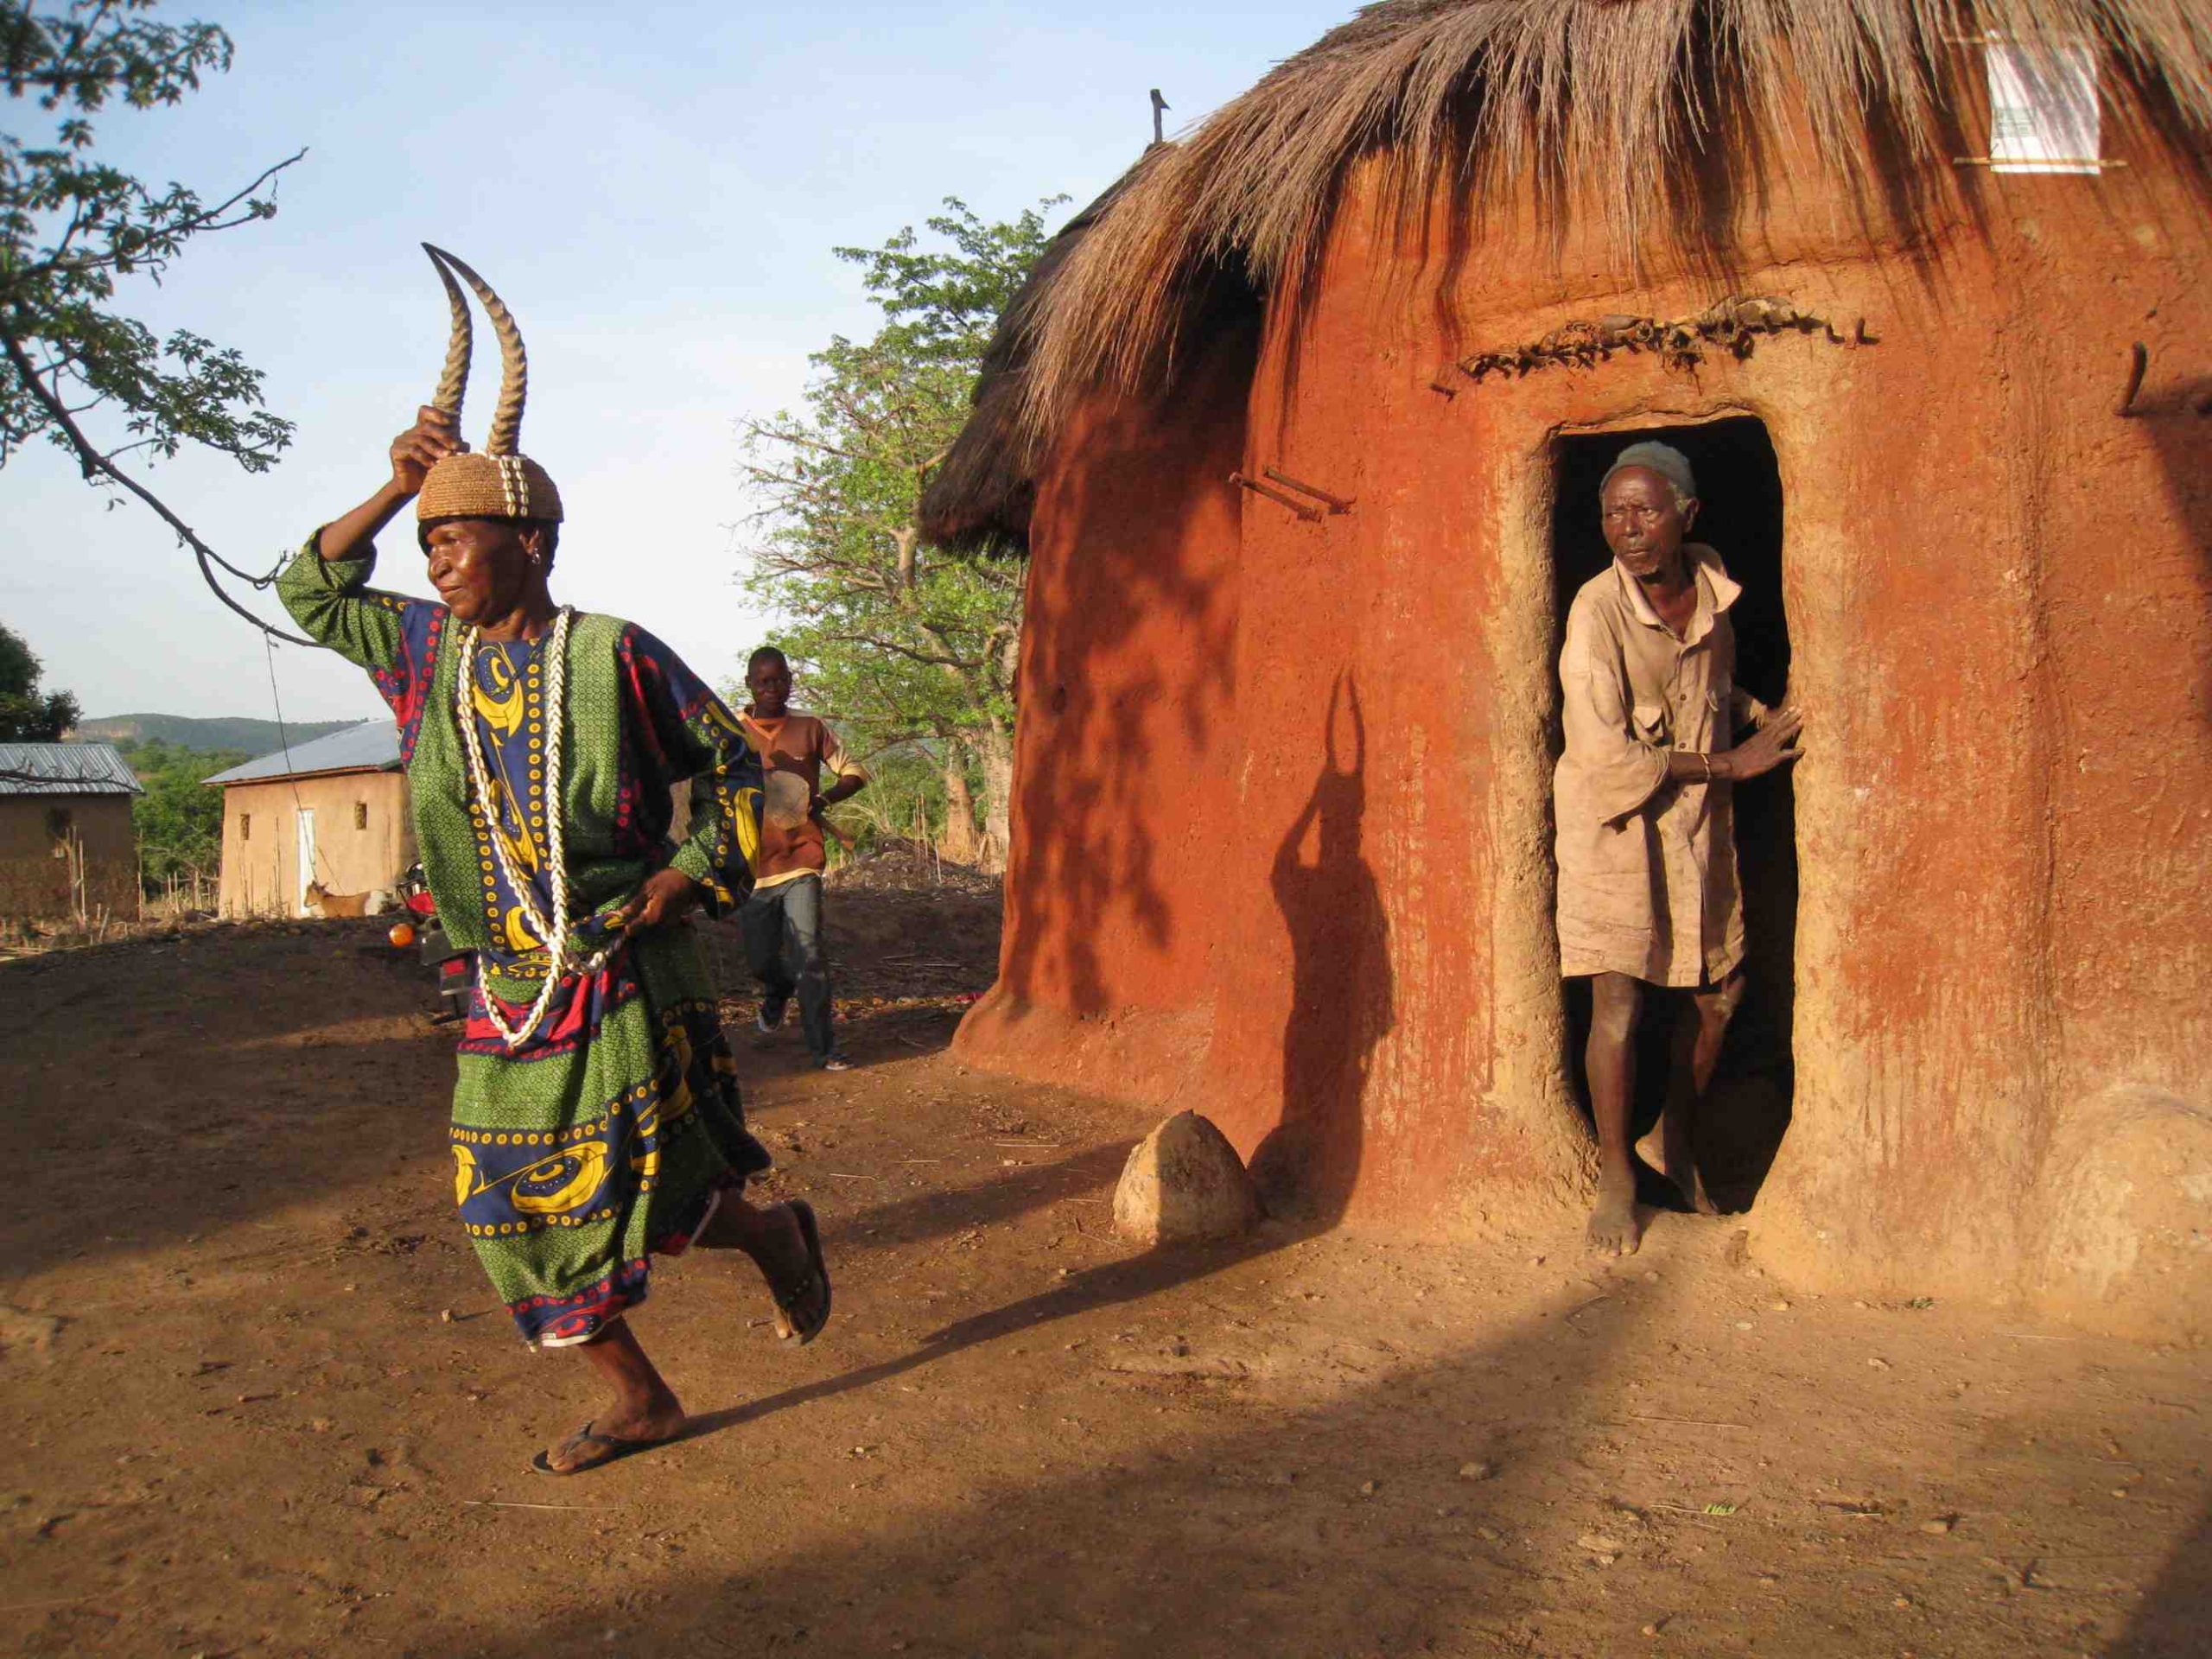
1600, 439, 1697, 505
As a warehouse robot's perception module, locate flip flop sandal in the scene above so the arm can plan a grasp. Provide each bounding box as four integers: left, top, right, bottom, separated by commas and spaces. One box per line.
772, 1199, 832, 1346
530, 1420, 670, 1477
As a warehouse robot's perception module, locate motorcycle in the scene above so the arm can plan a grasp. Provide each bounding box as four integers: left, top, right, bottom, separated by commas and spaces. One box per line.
397, 861, 474, 1025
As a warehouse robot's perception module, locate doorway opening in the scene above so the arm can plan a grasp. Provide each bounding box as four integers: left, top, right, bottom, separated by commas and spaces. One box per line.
1549, 416, 1797, 1213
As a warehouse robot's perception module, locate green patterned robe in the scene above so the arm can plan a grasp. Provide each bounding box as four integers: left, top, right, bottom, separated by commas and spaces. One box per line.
279, 537, 772, 1346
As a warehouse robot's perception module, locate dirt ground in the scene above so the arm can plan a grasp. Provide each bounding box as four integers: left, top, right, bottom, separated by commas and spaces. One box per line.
3, 866, 2208, 1658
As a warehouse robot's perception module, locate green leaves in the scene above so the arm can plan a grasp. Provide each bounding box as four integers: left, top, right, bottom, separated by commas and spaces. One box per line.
1, 2, 298, 480
737, 197, 1059, 861
0, 616, 77, 739
114, 733, 246, 889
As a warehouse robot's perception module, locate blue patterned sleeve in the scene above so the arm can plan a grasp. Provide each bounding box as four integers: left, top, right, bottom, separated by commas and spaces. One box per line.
619, 626, 763, 916
276, 534, 446, 760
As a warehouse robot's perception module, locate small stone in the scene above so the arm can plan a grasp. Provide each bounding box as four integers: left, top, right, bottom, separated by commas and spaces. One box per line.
1643, 1270, 1660, 1283
1530, 1255, 1546, 1267
1458, 1460, 1497, 1482
1770, 1299, 1791, 1312
2111, 1488, 2129, 1499
309, 1418, 334, 1433
1112, 1112, 1262, 1244
1642, 1623, 1663, 1637
1853, 1300, 1871, 1309
1919, 1517, 1955, 1535
1358, 1479, 1377, 1497
1893, 1596, 1912, 1609
1735, 1320, 1753, 1331
1867, 1356, 1891, 1370
1578, 1533, 1628, 1555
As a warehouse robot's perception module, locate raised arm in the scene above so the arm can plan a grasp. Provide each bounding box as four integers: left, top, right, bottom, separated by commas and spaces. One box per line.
276, 406, 461, 717
315, 406, 465, 564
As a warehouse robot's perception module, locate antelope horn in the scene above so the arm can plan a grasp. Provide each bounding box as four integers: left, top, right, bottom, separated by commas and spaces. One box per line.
422, 243, 471, 421
423, 244, 528, 457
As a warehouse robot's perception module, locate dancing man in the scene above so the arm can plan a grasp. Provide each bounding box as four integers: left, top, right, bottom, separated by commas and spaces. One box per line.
280, 247, 830, 1473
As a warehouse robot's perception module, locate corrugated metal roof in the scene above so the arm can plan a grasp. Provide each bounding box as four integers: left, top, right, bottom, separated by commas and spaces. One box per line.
0, 742, 143, 797
204, 720, 401, 785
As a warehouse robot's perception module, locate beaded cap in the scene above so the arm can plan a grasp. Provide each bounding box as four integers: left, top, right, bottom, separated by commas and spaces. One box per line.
416, 245, 564, 527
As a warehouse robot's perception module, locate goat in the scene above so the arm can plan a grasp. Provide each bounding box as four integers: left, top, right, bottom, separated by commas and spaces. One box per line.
304, 880, 393, 918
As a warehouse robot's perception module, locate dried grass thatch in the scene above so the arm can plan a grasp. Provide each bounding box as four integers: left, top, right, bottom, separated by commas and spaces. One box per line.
921, 0, 2211, 550
918, 177, 1135, 553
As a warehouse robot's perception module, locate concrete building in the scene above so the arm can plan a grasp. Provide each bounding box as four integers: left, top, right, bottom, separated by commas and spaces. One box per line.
0, 743, 143, 925
208, 721, 412, 918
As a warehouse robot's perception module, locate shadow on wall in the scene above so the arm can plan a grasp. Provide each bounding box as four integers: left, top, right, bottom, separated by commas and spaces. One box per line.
1249, 673, 1393, 1224
2139, 372, 2212, 723
995, 314, 1262, 1020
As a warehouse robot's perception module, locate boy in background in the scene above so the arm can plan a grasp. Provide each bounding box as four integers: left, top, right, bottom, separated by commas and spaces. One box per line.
738, 647, 869, 1070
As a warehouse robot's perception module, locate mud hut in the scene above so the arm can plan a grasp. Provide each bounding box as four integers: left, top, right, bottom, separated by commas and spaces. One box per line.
207, 721, 413, 918
921, 0, 2212, 1332
0, 743, 143, 924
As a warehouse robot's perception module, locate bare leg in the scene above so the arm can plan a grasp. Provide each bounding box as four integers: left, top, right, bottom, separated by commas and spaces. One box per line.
1662, 976, 1741, 1217
694, 1191, 825, 1335
538, 1319, 686, 1472
1586, 973, 1645, 1255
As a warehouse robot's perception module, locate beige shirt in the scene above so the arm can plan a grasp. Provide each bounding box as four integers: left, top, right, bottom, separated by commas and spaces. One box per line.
1553, 545, 1767, 988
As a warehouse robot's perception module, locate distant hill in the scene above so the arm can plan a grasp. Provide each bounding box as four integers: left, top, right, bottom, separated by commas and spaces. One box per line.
75, 713, 368, 756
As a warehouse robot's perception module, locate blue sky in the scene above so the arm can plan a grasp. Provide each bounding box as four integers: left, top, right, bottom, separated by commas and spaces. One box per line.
5, 1, 1348, 724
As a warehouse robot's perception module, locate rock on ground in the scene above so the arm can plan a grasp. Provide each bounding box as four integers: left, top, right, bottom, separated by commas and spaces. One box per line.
1113, 1110, 1262, 1244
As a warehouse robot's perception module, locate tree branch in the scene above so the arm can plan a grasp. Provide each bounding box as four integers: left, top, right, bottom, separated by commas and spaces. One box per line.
1, 331, 313, 646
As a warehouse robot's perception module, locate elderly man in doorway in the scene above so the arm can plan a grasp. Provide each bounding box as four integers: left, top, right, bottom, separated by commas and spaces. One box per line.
1554, 440, 1805, 1256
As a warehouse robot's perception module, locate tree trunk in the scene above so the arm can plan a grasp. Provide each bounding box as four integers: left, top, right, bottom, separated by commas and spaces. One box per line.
938, 745, 982, 866
972, 723, 1014, 874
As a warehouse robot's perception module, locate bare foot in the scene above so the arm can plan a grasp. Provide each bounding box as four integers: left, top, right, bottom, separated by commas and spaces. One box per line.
1586, 1168, 1643, 1256
1660, 1120, 1719, 1217
1674, 1168, 1722, 1217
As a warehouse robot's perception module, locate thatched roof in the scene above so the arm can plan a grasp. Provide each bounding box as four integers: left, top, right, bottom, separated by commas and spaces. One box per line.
922, 0, 2212, 551
918, 177, 1135, 554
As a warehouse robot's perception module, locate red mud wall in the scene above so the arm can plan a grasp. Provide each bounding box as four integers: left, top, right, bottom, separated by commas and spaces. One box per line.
958, 99, 2212, 1324
957, 319, 1261, 1099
